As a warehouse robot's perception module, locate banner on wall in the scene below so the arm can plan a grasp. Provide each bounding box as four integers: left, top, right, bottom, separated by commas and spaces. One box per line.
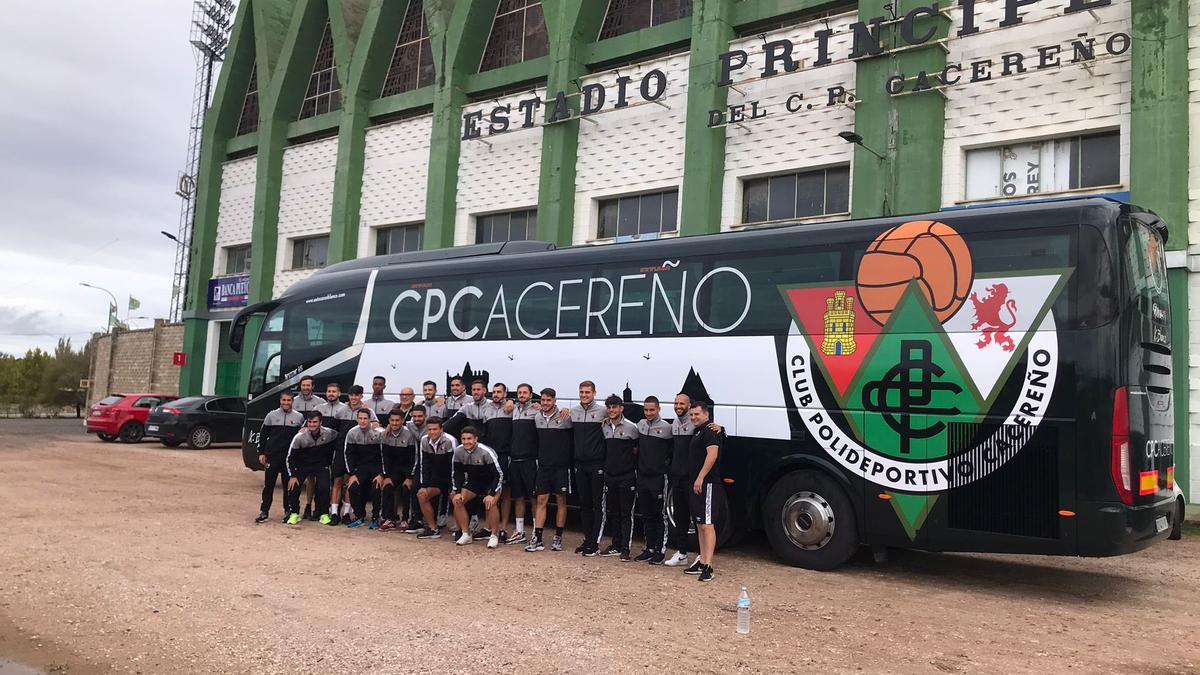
208, 275, 249, 310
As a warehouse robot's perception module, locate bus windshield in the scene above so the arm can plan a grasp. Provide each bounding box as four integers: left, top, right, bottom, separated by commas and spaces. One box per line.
279, 289, 364, 378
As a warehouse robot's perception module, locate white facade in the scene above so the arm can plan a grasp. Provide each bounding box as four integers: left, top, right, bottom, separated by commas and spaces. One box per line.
273, 136, 339, 297
721, 11, 858, 231
455, 90, 546, 246
212, 156, 257, 277
573, 54, 690, 244
942, 0, 1131, 206
358, 114, 433, 258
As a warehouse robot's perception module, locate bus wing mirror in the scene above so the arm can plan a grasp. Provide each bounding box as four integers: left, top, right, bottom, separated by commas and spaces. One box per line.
228, 300, 280, 353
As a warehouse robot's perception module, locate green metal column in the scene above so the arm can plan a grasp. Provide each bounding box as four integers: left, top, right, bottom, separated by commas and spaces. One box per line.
179, 1, 259, 396
327, 0, 406, 263
240, 0, 331, 388
422, 0, 498, 250
1130, 0, 1190, 497
534, 3, 607, 245
679, 0, 733, 236
850, 0, 950, 218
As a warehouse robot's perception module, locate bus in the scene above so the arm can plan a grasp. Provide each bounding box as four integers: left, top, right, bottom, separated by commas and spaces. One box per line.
230, 197, 1177, 570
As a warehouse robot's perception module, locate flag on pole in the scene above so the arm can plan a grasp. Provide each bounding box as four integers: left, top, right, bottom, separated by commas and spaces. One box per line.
107, 303, 120, 330
128, 296, 141, 312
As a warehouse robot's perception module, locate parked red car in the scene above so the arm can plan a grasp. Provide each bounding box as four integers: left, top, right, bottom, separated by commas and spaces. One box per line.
86, 393, 179, 443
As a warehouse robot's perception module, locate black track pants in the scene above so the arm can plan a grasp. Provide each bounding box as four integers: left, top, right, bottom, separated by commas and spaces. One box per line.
668, 476, 692, 554
348, 469, 382, 521
637, 474, 670, 554
575, 465, 605, 546
286, 470, 330, 515
604, 473, 637, 553
260, 458, 287, 515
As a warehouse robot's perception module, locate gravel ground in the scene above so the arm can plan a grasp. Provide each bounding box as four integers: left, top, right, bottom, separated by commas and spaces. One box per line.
1, 419, 1198, 674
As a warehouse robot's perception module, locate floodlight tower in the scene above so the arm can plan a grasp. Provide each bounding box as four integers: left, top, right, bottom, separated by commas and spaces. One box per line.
169, 0, 236, 322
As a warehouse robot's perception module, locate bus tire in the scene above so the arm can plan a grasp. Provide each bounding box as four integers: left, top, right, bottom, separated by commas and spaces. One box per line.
763, 470, 858, 571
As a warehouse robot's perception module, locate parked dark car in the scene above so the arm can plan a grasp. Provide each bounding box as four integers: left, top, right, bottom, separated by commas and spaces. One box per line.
146, 396, 246, 449
87, 393, 179, 443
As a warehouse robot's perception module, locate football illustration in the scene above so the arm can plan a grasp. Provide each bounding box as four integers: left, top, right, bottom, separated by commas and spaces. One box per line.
855, 220, 973, 325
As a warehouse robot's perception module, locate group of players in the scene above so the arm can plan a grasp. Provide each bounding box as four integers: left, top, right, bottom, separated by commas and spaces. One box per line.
254, 374, 726, 582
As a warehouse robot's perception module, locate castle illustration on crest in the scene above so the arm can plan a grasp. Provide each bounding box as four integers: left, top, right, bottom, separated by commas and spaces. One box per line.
821, 290, 857, 357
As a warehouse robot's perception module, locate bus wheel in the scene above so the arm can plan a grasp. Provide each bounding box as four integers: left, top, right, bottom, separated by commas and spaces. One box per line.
764, 470, 858, 570
1169, 496, 1184, 541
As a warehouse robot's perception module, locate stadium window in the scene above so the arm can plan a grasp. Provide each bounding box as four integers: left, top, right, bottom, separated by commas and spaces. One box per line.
599, 0, 693, 40
224, 244, 251, 275
298, 23, 342, 120
741, 166, 850, 225
479, 1, 548, 71
963, 131, 1120, 201
597, 189, 679, 239
236, 67, 259, 135
291, 236, 329, 270
381, 0, 434, 97
375, 223, 424, 255
476, 209, 538, 244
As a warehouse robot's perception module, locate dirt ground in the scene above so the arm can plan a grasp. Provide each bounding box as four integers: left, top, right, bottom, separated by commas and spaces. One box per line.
1, 419, 1197, 674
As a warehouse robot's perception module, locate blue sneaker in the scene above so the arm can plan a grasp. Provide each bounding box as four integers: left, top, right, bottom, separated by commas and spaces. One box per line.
368, 519, 379, 530
346, 518, 364, 529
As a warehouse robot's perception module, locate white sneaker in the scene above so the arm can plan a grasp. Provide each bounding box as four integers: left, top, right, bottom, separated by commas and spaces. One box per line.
487, 534, 499, 549
663, 551, 689, 567
456, 533, 472, 546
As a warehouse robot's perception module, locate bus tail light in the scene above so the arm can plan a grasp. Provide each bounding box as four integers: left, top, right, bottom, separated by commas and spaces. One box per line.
1110, 386, 1133, 505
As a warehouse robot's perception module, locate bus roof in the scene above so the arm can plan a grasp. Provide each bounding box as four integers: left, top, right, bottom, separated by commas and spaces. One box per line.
284, 197, 1150, 300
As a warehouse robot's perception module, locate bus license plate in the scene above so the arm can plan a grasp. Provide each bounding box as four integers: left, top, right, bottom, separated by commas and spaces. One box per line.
1155, 516, 1169, 534
147, 425, 159, 432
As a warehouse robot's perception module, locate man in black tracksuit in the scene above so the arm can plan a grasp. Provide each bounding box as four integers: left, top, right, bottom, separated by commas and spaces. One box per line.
344, 408, 387, 528
285, 414, 338, 525
527, 387, 571, 553
316, 383, 354, 524
635, 396, 673, 563
449, 427, 504, 547
506, 383, 539, 545
665, 393, 696, 567
484, 383, 514, 541
379, 409, 418, 531
410, 417, 456, 539
255, 391, 304, 523
599, 395, 639, 561
570, 380, 606, 556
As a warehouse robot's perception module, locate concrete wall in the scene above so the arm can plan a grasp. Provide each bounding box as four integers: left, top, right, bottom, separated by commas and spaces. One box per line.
87, 321, 185, 406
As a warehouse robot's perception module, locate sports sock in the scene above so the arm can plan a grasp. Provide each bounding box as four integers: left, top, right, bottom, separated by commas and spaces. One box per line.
534, 527, 543, 540
555, 527, 563, 537
515, 520, 525, 534
329, 505, 338, 516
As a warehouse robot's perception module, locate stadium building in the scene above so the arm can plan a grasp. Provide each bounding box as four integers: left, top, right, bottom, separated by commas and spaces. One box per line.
180, 0, 1195, 499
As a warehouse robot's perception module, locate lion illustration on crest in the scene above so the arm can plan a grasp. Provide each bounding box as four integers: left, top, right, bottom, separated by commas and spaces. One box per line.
969, 283, 1018, 352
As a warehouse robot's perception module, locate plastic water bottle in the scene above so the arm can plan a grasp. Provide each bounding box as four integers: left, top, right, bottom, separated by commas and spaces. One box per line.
736, 587, 751, 635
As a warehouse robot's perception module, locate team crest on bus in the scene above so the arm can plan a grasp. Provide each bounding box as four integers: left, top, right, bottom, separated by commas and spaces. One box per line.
779, 220, 1071, 539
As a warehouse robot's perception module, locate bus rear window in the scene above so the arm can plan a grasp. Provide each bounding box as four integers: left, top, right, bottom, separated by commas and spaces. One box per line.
1124, 220, 1170, 344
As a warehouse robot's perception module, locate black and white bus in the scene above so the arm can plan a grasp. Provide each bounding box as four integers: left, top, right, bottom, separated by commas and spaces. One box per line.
231, 197, 1177, 569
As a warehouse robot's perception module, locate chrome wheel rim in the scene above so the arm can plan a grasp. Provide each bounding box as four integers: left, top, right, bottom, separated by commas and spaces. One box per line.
781, 491, 835, 550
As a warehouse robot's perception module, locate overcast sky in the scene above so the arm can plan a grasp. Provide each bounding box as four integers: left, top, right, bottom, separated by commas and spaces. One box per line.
0, 2, 201, 355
